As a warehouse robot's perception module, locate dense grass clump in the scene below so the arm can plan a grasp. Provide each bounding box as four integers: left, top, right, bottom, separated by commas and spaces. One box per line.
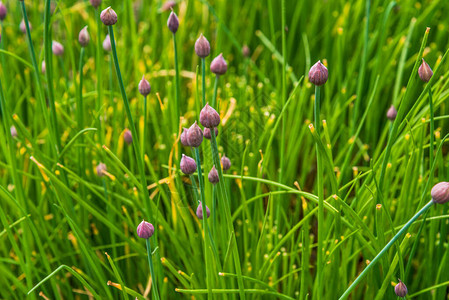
2, 0, 449, 299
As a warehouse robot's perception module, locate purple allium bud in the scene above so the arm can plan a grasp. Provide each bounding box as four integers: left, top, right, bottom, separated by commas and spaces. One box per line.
199, 103, 220, 128
431, 182, 449, 204
167, 11, 179, 34
161, 0, 176, 12
96, 163, 107, 177
78, 26, 90, 47
123, 129, 132, 145
187, 121, 203, 148
89, 0, 101, 9
203, 127, 218, 140
0, 2, 7, 21
386, 105, 397, 121
418, 58, 433, 83
221, 154, 231, 171
41, 60, 46, 74
196, 203, 210, 219
308, 60, 328, 86
138, 75, 151, 97
208, 165, 219, 184
394, 279, 408, 298
10, 125, 17, 138
180, 154, 196, 175
195, 34, 210, 58
20, 19, 31, 34
52, 41, 64, 56
180, 127, 190, 147
210, 53, 228, 75
103, 34, 111, 51
242, 45, 250, 57
101, 7, 118, 26
136, 220, 154, 239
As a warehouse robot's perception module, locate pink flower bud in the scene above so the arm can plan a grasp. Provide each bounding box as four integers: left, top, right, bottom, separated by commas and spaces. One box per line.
208, 166, 219, 184
167, 11, 179, 34
161, 1, 176, 12
89, 0, 101, 9
96, 163, 107, 177
100, 7, 117, 26
78, 26, 90, 47
0, 2, 7, 21
386, 105, 397, 121
418, 58, 433, 83
196, 203, 210, 219
431, 182, 449, 204
308, 60, 328, 86
124, 129, 132, 145
52, 41, 64, 56
136, 220, 154, 239
221, 154, 231, 171
187, 121, 203, 148
195, 34, 210, 58
138, 75, 151, 97
103, 34, 111, 51
242, 45, 250, 57
180, 154, 196, 175
210, 53, 227, 75
20, 19, 31, 34
203, 127, 218, 139
10, 125, 17, 138
180, 127, 190, 147
199, 103, 220, 128
41, 61, 46, 74
394, 279, 408, 297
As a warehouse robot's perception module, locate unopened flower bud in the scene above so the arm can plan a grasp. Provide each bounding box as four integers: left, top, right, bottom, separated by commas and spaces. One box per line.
210, 53, 227, 75
208, 165, 219, 184
101, 7, 117, 26
431, 182, 449, 204
308, 60, 328, 86
418, 58, 433, 83
136, 220, 154, 239
0, 2, 7, 21
386, 105, 397, 121
78, 26, 90, 47
138, 75, 151, 97
90, 0, 101, 9
187, 121, 203, 147
196, 203, 210, 219
124, 129, 132, 145
180, 127, 190, 146
221, 154, 231, 171
103, 34, 111, 51
195, 34, 210, 58
52, 41, 64, 56
180, 154, 196, 175
20, 19, 31, 34
200, 103, 220, 128
41, 61, 46, 74
96, 163, 107, 177
394, 279, 408, 297
203, 127, 218, 139
161, 1, 176, 12
242, 45, 250, 57
167, 11, 179, 34
10, 125, 17, 138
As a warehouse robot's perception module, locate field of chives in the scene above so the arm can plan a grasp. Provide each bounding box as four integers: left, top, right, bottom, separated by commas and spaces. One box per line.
1, 0, 449, 299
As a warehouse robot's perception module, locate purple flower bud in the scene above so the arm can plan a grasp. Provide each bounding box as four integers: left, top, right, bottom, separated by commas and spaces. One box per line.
89, 0, 101, 9
123, 129, 132, 145
78, 26, 90, 47
52, 41, 64, 56
167, 11, 179, 34
195, 34, 210, 58
394, 279, 408, 297
161, 1, 176, 12
101, 7, 118, 26
221, 154, 231, 171
136, 220, 154, 239
41, 61, 46, 74
431, 182, 449, 204
203, 127, 218, 139
418, 58, 433, 83
180, 127, 190, 147
10, 125, 17, 138
187, 121, 203, 148
138, 75, 151, 97
180, 154, 196, 175
200, 103, 220, 128
208, 165, 219, 184
0, 2, 7, 21
103, 34, 111, 51
210, 53, 227, 75
96, 163, 107, 177
242, 45, 250, 57
386, 105, 397, 121
196, 203, 210, 219
308, 60, 328, 86
20, 19, 31, 34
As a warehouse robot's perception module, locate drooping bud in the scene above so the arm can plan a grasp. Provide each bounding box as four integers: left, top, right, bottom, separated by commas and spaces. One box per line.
196, 203, 210, 219
180, 127, 190, 146
52, 41, 64, 56
10, 125, 17, 138
180, 154, 197, 175
101, 7, 117, 26
20, 19, 31, 34
418, 58, 433, 83
89, 0, 101, 9
386, 105, 397, 121
187, 121, 203, 148
221, 154, 231, 171
199, 103, 220, 128
161, 0, 176, 12
210, 53, 228, 75
242, 45, 250, 57
78, 26, 90, 47
394, 279, 408, 298
203, 127, 218, 139
103, 34, 111, 51
308, 60, 328, 86
138, 75, 151, 97
208, 165, 219, 184
124, 129, 132, 145
431, 182, 449, 204
96, 163, 107, 177
0, 2, 7, 21
167, 11, 179, 34
41, 61, 46, 74
136, 220, 154, 239
195, 34, 210, 58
